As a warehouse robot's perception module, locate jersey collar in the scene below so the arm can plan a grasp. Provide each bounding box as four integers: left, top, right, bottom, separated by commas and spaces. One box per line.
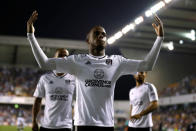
88, 53, 106, 59
52, 70, 67, 78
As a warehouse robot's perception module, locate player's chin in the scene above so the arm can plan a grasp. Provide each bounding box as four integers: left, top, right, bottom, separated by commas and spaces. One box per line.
97, 40, 106, 47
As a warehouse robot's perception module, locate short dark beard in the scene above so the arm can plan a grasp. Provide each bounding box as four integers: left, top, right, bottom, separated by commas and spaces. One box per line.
96, 44, 105, 51
90, 44, 105, 56
137, 79, 144, 85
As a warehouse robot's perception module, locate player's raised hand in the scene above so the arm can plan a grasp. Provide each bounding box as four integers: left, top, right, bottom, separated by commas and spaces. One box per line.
152, 14, 164, 37
27, 10, 38, 33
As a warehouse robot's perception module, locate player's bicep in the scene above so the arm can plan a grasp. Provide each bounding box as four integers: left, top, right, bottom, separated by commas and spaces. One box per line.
55, 56, 77, 75
119, 56, 142, 75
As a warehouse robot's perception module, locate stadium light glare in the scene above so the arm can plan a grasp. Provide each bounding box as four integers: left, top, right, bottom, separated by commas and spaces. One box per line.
107, 36, 116, 44
168, 41, 174, 51
129, 23, 135, 29
150, 1, 165, 13
107, 0, 173, 44
134, 16, 144, 25
179, 40, 183, 44
185, 29, 195, 41
114, 31, 123, 40
164, 0, 172, 4
122, 24, 135, 34
145, 10, 153, 17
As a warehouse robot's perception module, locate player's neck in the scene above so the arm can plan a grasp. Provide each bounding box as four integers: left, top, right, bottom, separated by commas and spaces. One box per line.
136, 81, 144, 87
89, 46, 105, 56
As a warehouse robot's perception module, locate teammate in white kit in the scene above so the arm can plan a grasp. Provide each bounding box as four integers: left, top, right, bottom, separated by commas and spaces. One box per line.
129, 72, 159, 131
32, 48, 76, 131
27, 11, 164, 131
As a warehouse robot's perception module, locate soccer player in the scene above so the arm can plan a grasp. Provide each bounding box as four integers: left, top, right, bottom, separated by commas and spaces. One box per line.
27, 11, 163, 131
32, 48, 76, 131
128, 72, 159, 131
17, 112, 25, 131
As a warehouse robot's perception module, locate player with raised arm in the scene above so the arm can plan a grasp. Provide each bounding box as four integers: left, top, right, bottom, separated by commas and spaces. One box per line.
27, 11, 163, 131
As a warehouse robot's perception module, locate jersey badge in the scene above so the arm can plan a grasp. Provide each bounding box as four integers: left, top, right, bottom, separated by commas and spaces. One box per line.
94, 69, 104, 79
106, 59, 112, 65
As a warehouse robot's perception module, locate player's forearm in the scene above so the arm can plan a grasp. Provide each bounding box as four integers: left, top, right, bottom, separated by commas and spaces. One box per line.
129, 105, 132, 117
137, 37, 163, 71
27, 33, 56, 69
139, 101, 158, 116
32, 98, 42, 122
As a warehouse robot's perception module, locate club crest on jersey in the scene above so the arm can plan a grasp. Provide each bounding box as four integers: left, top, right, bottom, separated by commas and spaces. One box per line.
85, 61, 91, 65
55, 87, 63, 94
94, 69, 104, 79
65, 80, 70, 84
106, 59, 112, 65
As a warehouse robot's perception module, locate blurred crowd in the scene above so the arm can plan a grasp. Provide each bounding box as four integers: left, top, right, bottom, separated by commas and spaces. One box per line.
0, 104, 43, 127
153, 103, 196, 131
114, 104, 196, 131
0, 66, 45, 96
1, 104, 196, 131
159, 75, 196, 97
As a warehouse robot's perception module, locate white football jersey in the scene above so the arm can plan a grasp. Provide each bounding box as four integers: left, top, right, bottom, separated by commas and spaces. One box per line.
55, 54, 141, 126
33, 72, 75, 129
129, 82, 158, 127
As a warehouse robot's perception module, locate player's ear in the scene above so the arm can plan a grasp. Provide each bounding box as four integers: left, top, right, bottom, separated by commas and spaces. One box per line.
86, 33, 90, 45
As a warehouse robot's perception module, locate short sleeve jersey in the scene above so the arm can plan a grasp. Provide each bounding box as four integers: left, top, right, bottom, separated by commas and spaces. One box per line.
55, 54, 141, 127
129, 82, 158, 127
34, 72, 75, 129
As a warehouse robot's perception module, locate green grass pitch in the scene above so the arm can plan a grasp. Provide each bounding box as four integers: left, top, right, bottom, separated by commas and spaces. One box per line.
0, 126, 31, 131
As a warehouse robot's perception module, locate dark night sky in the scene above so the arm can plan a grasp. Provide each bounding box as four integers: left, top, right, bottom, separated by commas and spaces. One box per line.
0, 0, 156, 100
1, 0, 155, 40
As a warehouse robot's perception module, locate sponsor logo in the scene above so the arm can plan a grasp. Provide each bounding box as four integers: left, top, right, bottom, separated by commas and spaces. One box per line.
94, 69, 104, 79
84, 69, 111, 88
85, 79, 111, 88
50, 95, 68, 101
49, 87, 68, 101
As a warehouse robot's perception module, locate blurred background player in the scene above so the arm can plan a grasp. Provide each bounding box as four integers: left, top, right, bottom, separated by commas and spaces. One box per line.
32, 48, 76, 131
128, 72, 159, 131
17, 111, 25, 131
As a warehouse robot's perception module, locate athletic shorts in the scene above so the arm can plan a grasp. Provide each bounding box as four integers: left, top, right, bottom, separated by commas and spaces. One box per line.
40, 127, 71, 131
74, 126, 114, 131
128, 127, 151, 131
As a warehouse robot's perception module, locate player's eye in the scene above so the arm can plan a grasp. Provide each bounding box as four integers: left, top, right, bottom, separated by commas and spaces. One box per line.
94, 31, 106, 37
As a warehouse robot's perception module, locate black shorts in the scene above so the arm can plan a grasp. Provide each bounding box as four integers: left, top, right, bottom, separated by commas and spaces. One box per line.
128, 127, 151, 131
40, 127, 71, 131
75, 126, 114, 131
